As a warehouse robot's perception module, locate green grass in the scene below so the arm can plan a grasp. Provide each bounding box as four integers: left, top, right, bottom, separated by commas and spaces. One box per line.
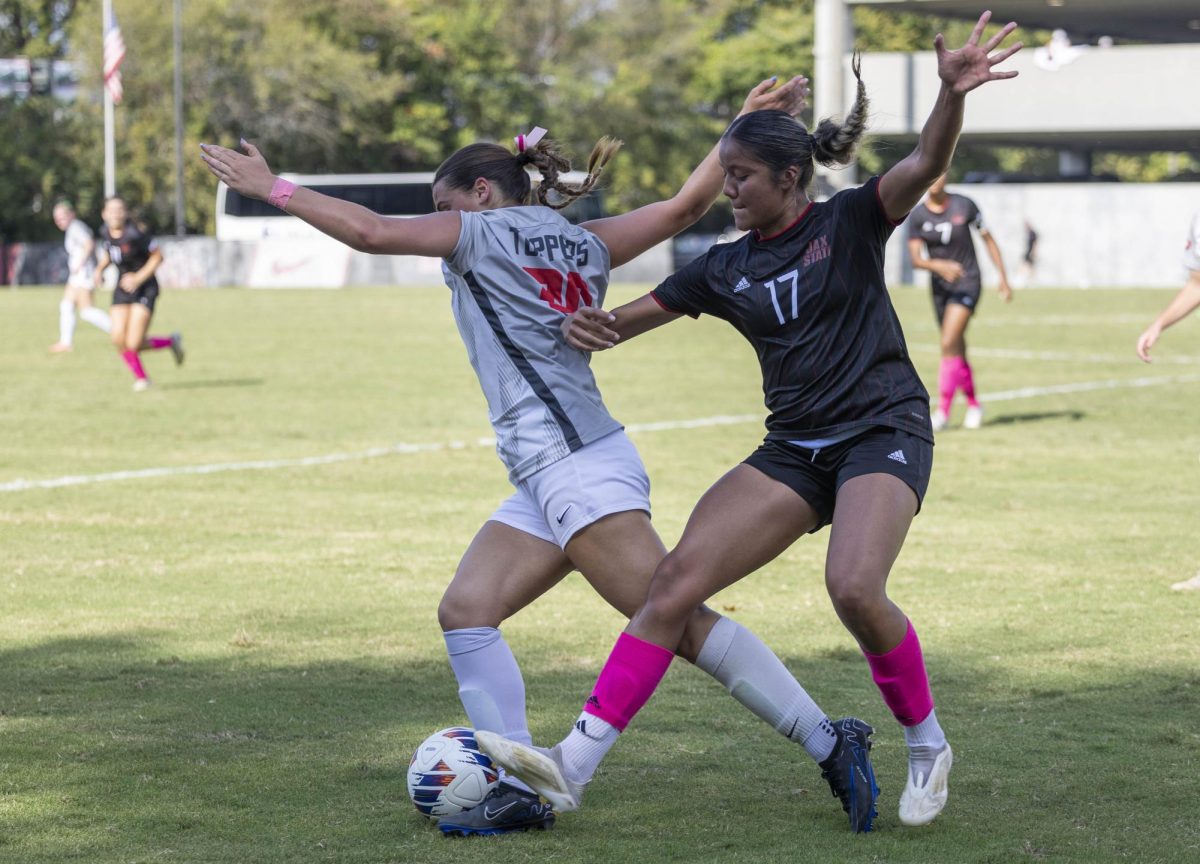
1, 283, 1198, 863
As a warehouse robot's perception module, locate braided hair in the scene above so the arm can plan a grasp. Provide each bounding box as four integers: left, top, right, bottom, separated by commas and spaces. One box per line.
723, 52, 869, 193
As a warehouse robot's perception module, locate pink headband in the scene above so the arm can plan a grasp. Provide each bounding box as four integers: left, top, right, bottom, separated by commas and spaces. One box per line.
514, 126, 548, 153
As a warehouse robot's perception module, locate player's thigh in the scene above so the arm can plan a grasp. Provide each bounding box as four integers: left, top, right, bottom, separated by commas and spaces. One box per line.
652, 464, 821, 613
939, 302, 973, 354
564, 509, 666, 618
108, 303, 131, 346
439, 520, 573, 631
125, 303, 152, 349
70, 285, 96, 308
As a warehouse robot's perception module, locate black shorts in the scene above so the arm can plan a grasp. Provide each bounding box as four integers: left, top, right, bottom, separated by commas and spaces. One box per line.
112, 281, 160, 313
931, 281, 981, 324
743, 427, 933, 532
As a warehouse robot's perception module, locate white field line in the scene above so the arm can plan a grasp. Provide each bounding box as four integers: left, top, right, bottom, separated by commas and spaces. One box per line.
4, 377, 1198, 494
908, 343, 1200, 365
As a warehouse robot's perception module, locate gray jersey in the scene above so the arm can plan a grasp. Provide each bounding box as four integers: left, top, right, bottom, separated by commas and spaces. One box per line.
442, 206, 622, 483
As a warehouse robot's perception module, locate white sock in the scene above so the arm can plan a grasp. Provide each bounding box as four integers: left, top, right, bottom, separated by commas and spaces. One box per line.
58, 300, 76, 345
80, 305, 112, 333
559, 712, 619, 783
695, 616, 837, 763
904, 708, 948, 784
444, 626, 534, 794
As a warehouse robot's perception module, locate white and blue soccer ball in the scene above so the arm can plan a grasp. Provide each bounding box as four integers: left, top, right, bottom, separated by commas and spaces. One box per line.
406, 726, 499, 818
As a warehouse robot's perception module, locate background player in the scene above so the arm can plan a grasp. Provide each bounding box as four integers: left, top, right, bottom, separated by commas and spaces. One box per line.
202, 78, 874, 838
48, 200, 111, 353
479, 11, 1022, 833
1136, 209, 1200, 364
94, 197, 184, 391
907, 172, 1012, 431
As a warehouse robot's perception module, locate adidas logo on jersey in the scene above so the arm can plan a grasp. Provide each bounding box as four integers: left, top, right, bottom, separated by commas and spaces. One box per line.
887, 450, 908, 465
732, 276, 751, 293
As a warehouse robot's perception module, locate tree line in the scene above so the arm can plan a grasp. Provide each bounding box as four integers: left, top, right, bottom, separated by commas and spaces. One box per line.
1, 1, 1187, 242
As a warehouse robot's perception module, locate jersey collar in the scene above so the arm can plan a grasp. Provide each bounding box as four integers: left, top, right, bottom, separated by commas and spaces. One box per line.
752, 201, 813, 244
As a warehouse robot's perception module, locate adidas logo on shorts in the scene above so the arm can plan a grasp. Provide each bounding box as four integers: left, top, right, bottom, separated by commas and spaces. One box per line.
887, 450, 908, 465
733, 276, 751, 293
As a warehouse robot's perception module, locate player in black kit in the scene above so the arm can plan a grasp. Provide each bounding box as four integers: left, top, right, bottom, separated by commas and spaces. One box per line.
907, 173, 1011, 430
94, 197, 183, 391
477, 11, 1021, 834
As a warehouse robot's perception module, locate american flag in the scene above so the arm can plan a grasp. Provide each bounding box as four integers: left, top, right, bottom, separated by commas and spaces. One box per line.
103, 11, 126, 105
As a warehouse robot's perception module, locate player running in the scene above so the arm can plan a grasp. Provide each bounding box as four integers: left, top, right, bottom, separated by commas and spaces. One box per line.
907, 172, 1012, 430
48, 201, 111, 353
203, 77, 877, 837
478, 11, 1022, 832
95, 197, 184, 390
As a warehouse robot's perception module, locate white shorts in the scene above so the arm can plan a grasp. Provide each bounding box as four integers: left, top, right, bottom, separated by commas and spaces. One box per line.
488, 430, 651, 549
67, 272, 95, 291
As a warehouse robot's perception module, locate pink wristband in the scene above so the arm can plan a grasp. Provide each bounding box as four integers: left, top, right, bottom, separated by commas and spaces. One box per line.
268, 178, 297, 210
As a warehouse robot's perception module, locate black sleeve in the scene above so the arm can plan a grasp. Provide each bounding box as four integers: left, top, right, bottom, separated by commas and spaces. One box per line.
651, 252, 715, 319
838, 176, 903, 245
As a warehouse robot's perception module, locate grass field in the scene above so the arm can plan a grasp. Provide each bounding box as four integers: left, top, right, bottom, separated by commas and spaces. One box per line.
1, 283, 1198, 864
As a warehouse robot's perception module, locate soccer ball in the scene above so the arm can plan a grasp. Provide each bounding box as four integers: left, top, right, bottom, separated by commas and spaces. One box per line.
406, 726, 499, 818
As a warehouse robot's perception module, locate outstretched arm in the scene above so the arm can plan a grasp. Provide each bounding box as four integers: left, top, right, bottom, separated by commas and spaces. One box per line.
582, 75, 809, 268
1136, 270, 1200, 362
561, 294, 682, 351
879, 11, 1021, 221
200, 141, 461, 258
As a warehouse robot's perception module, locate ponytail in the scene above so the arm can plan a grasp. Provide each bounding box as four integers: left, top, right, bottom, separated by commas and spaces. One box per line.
434, 132, 622, 211
810, 52, 869, 168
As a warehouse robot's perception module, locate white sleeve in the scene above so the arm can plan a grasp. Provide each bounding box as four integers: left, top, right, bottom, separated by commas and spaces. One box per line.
444, 210, 485, 274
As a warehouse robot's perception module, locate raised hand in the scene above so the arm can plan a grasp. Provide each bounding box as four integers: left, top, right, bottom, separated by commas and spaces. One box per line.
199, 139, 275, 201
741, 74, 810, 119
935, 10, 1022, 96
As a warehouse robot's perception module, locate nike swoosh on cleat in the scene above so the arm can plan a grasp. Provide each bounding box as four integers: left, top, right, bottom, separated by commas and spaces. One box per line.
484, 801, 518, 820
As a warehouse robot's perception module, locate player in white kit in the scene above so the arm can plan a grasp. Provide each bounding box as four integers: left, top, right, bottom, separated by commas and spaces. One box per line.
202, 76, 872, 836
48, 201, 111, 353
1136, 210, 1200, 364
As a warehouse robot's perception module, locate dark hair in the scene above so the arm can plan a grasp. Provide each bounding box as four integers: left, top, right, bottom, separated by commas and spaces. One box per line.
433, 134, 622, 210
723, 53, 869, 192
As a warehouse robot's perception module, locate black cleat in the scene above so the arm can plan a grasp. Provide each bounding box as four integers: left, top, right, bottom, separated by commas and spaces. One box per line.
818, 717, 880, 833
437, 782, 555, 837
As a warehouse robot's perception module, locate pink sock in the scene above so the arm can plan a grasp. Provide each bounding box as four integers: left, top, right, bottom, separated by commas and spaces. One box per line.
959, 357, 979, 407
146, 336, 173, 350
863, 620, 934, 727
582, 632, 674, 731
121, 350, 147, 380
937, 357, 959, 415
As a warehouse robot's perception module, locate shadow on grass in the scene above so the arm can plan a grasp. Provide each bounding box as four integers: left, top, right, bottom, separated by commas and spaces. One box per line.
1, 631, 1197, 864
984, 410, 1086, 427
158, 378, 265, 391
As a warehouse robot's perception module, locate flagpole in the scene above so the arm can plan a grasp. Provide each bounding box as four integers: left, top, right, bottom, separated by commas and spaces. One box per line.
102, 0, 116, 197
172, 0, 185, 235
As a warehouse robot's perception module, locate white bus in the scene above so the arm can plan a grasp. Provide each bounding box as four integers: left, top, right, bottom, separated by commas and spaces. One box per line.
215, 170, 604, 241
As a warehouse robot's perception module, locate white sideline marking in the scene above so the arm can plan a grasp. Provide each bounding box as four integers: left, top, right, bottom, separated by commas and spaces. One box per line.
3, 377, 1197, 494
909, 343, 1200, 365
0, 414, 761, 493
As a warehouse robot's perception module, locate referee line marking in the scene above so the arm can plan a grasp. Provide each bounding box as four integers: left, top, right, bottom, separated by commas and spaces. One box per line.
4, 376, 1198, 493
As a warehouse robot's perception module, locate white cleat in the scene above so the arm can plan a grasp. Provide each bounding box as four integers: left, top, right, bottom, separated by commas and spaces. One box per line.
1170, 572, 1200, 592
475, 730, 584, 813
930, 409, 948, 432
963, 405, 984, 430
899, 744, 952, 826
132, 378, 152, 392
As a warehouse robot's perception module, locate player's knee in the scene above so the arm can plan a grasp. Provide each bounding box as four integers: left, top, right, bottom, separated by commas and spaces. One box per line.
437, 587, 501, 631
825, 569, 887, 622
643, 553, 706, 626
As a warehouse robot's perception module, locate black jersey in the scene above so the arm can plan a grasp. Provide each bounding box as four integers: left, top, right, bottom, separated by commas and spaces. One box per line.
907, 194, 983, 291
653, 177, 932, 443
100, 222, 160, 288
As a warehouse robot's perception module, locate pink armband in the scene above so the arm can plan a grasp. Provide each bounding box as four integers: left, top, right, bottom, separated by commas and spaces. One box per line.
268, 178, 297, 210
